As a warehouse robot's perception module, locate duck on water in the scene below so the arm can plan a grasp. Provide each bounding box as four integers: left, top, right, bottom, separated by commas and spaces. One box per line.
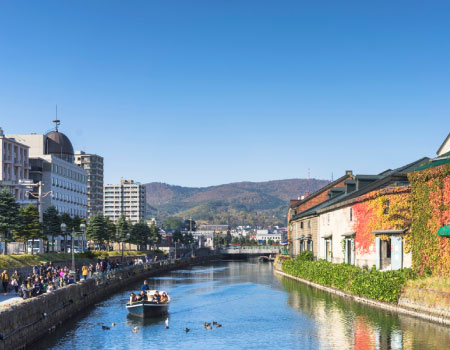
126, 280, 170, 318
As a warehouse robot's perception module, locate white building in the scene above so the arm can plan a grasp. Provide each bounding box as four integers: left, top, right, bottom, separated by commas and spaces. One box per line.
75, 151, 104, 219
104, 179, 146, 224
256, 232, 281, 243
8, 125, 88, 218
437, 132, 450, 156
0, 127, 32, 204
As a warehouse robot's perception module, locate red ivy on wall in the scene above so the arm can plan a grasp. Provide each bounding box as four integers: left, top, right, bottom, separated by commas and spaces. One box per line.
408, 164, 450, 276
352, 187, 411, 255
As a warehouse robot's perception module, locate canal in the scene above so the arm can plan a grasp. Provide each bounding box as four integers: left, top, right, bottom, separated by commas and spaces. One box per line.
35, 261, 449, 350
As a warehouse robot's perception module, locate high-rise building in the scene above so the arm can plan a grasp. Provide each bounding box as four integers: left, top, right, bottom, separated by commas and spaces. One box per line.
0, 127, 33, 204
104, 179, 146, 224
8, 123, 88, 218
75, 151, 104, 219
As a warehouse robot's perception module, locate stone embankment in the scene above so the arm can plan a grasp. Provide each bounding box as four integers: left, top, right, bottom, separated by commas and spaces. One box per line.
273, 257, 450, 327
0, 256, 217, 350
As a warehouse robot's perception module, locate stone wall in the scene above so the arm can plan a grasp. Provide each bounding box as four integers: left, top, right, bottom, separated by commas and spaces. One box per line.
0, 256, 216, 350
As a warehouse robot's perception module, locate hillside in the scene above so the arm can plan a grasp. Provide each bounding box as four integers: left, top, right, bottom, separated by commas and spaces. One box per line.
145, 178, 329, 226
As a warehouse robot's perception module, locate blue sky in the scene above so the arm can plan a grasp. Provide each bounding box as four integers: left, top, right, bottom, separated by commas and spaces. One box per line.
1, 0, 449, 187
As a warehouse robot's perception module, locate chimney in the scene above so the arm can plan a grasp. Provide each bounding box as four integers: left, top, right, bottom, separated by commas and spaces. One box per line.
0, 127, 3, 137
304, 192, 309, 197
346, 170, 353, 176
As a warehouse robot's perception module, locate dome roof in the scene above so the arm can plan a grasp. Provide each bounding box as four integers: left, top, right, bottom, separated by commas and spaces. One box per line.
45, 131, 74, 156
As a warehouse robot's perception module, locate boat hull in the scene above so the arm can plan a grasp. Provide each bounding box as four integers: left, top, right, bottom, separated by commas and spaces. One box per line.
126, 302, 169, 318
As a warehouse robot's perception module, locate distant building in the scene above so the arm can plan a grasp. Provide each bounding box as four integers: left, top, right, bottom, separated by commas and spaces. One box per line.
256, 232, 281, 243
198, 224, 229, 234
75, 151, 104, 219
0, 127, 32, 204
8, 124, 88, 218
103, 179, 146, 224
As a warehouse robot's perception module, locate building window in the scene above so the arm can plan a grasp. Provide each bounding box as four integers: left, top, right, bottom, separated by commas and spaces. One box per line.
384, 200, 390, 215
308, 220, 311, 228
300, 222, 303, 229
350, 208, 353, 221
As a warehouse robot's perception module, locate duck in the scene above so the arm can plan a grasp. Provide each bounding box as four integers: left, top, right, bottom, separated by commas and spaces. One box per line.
102, 326, 110, 330
206, 325, 213, 330
111, 323, 116, 327
204, 322, 210, 328
212, 321, 217, 325
185, 328, 190, 333
216, 324, 222, 328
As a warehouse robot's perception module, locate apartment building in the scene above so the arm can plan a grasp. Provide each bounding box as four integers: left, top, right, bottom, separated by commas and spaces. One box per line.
75, 151, 104, 219
103, 179, 146, 224
0, 127, 31, 203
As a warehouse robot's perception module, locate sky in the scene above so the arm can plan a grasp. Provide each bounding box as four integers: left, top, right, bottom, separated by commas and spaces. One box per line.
0, 0, 449, 187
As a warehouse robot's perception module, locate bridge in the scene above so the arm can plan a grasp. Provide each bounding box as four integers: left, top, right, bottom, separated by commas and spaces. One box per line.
219, 246, 280, 259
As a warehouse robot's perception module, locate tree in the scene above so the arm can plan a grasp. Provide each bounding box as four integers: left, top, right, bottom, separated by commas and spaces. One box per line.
85, 213, 107, 248
173, 230, 183, 244
0, 189, 21, 254
72, 215, 82, 232
149, 224, 161, 249
162, 217, 184, 230
43, 206, 61, 252
21, 204, 43, 255
105, 217, 116, 251
130, 222, 151, 250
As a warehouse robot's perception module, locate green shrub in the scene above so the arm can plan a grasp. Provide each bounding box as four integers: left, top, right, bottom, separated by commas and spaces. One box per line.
296, 251, 314, 261
282, 258, 417, 303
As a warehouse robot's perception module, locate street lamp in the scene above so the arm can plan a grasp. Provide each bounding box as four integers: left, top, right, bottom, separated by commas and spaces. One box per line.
61, 222, 86, 279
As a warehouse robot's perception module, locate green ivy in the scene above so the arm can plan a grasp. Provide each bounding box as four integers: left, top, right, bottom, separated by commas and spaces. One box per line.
282, 258, 417, 303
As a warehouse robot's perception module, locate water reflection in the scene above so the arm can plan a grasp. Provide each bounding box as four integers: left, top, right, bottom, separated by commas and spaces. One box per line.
280, 276, 450, 350
33, 261, 448, 350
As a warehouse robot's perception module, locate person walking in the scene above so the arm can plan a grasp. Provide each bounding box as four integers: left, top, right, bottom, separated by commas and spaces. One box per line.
10, 269, 21, 295
81, 264, 89, 280
1, 269, 9, 295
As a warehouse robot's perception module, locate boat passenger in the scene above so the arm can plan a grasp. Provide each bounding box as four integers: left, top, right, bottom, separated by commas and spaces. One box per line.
140, 280, 150, 291
129, 292, 137, 304
153, 291, 161, 303
160, 292, 168, 303
139, 290, 147, 301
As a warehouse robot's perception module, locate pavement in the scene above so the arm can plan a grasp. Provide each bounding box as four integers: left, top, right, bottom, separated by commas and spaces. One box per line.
0, 292, 23, 308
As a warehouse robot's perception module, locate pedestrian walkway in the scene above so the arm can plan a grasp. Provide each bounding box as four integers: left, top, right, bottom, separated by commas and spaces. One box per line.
0, 292, 22, 307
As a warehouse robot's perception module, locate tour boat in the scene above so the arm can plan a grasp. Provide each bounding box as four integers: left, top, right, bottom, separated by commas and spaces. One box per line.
126, 290, 170, 318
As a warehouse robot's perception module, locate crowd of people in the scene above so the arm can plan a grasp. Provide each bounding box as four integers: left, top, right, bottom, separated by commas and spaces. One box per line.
0, 256, 160, 300
1, 263, 76, 299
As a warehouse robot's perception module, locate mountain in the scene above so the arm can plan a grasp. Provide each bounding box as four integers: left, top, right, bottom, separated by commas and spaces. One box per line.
144, 179, 329, 227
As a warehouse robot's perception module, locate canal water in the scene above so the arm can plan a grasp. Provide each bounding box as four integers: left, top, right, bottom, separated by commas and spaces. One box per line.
35, 261, 449, 350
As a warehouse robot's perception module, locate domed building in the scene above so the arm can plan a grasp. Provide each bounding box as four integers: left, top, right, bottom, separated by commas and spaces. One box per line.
7, 122, 89, 229
45, 130, 75, 163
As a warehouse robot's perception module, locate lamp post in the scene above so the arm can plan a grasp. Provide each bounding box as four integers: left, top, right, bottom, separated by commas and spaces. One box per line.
61, 222, 86, 279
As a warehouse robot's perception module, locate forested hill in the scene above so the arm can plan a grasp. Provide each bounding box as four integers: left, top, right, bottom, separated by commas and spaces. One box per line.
144, 178, 329, 226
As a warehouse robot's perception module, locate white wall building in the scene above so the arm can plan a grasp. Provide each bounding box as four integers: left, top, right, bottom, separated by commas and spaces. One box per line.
318, 206, 362, 265
104, 179, 146, 224
437, 132, 450, 156
8, 125, 88, 218
0, 127, 32, 204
